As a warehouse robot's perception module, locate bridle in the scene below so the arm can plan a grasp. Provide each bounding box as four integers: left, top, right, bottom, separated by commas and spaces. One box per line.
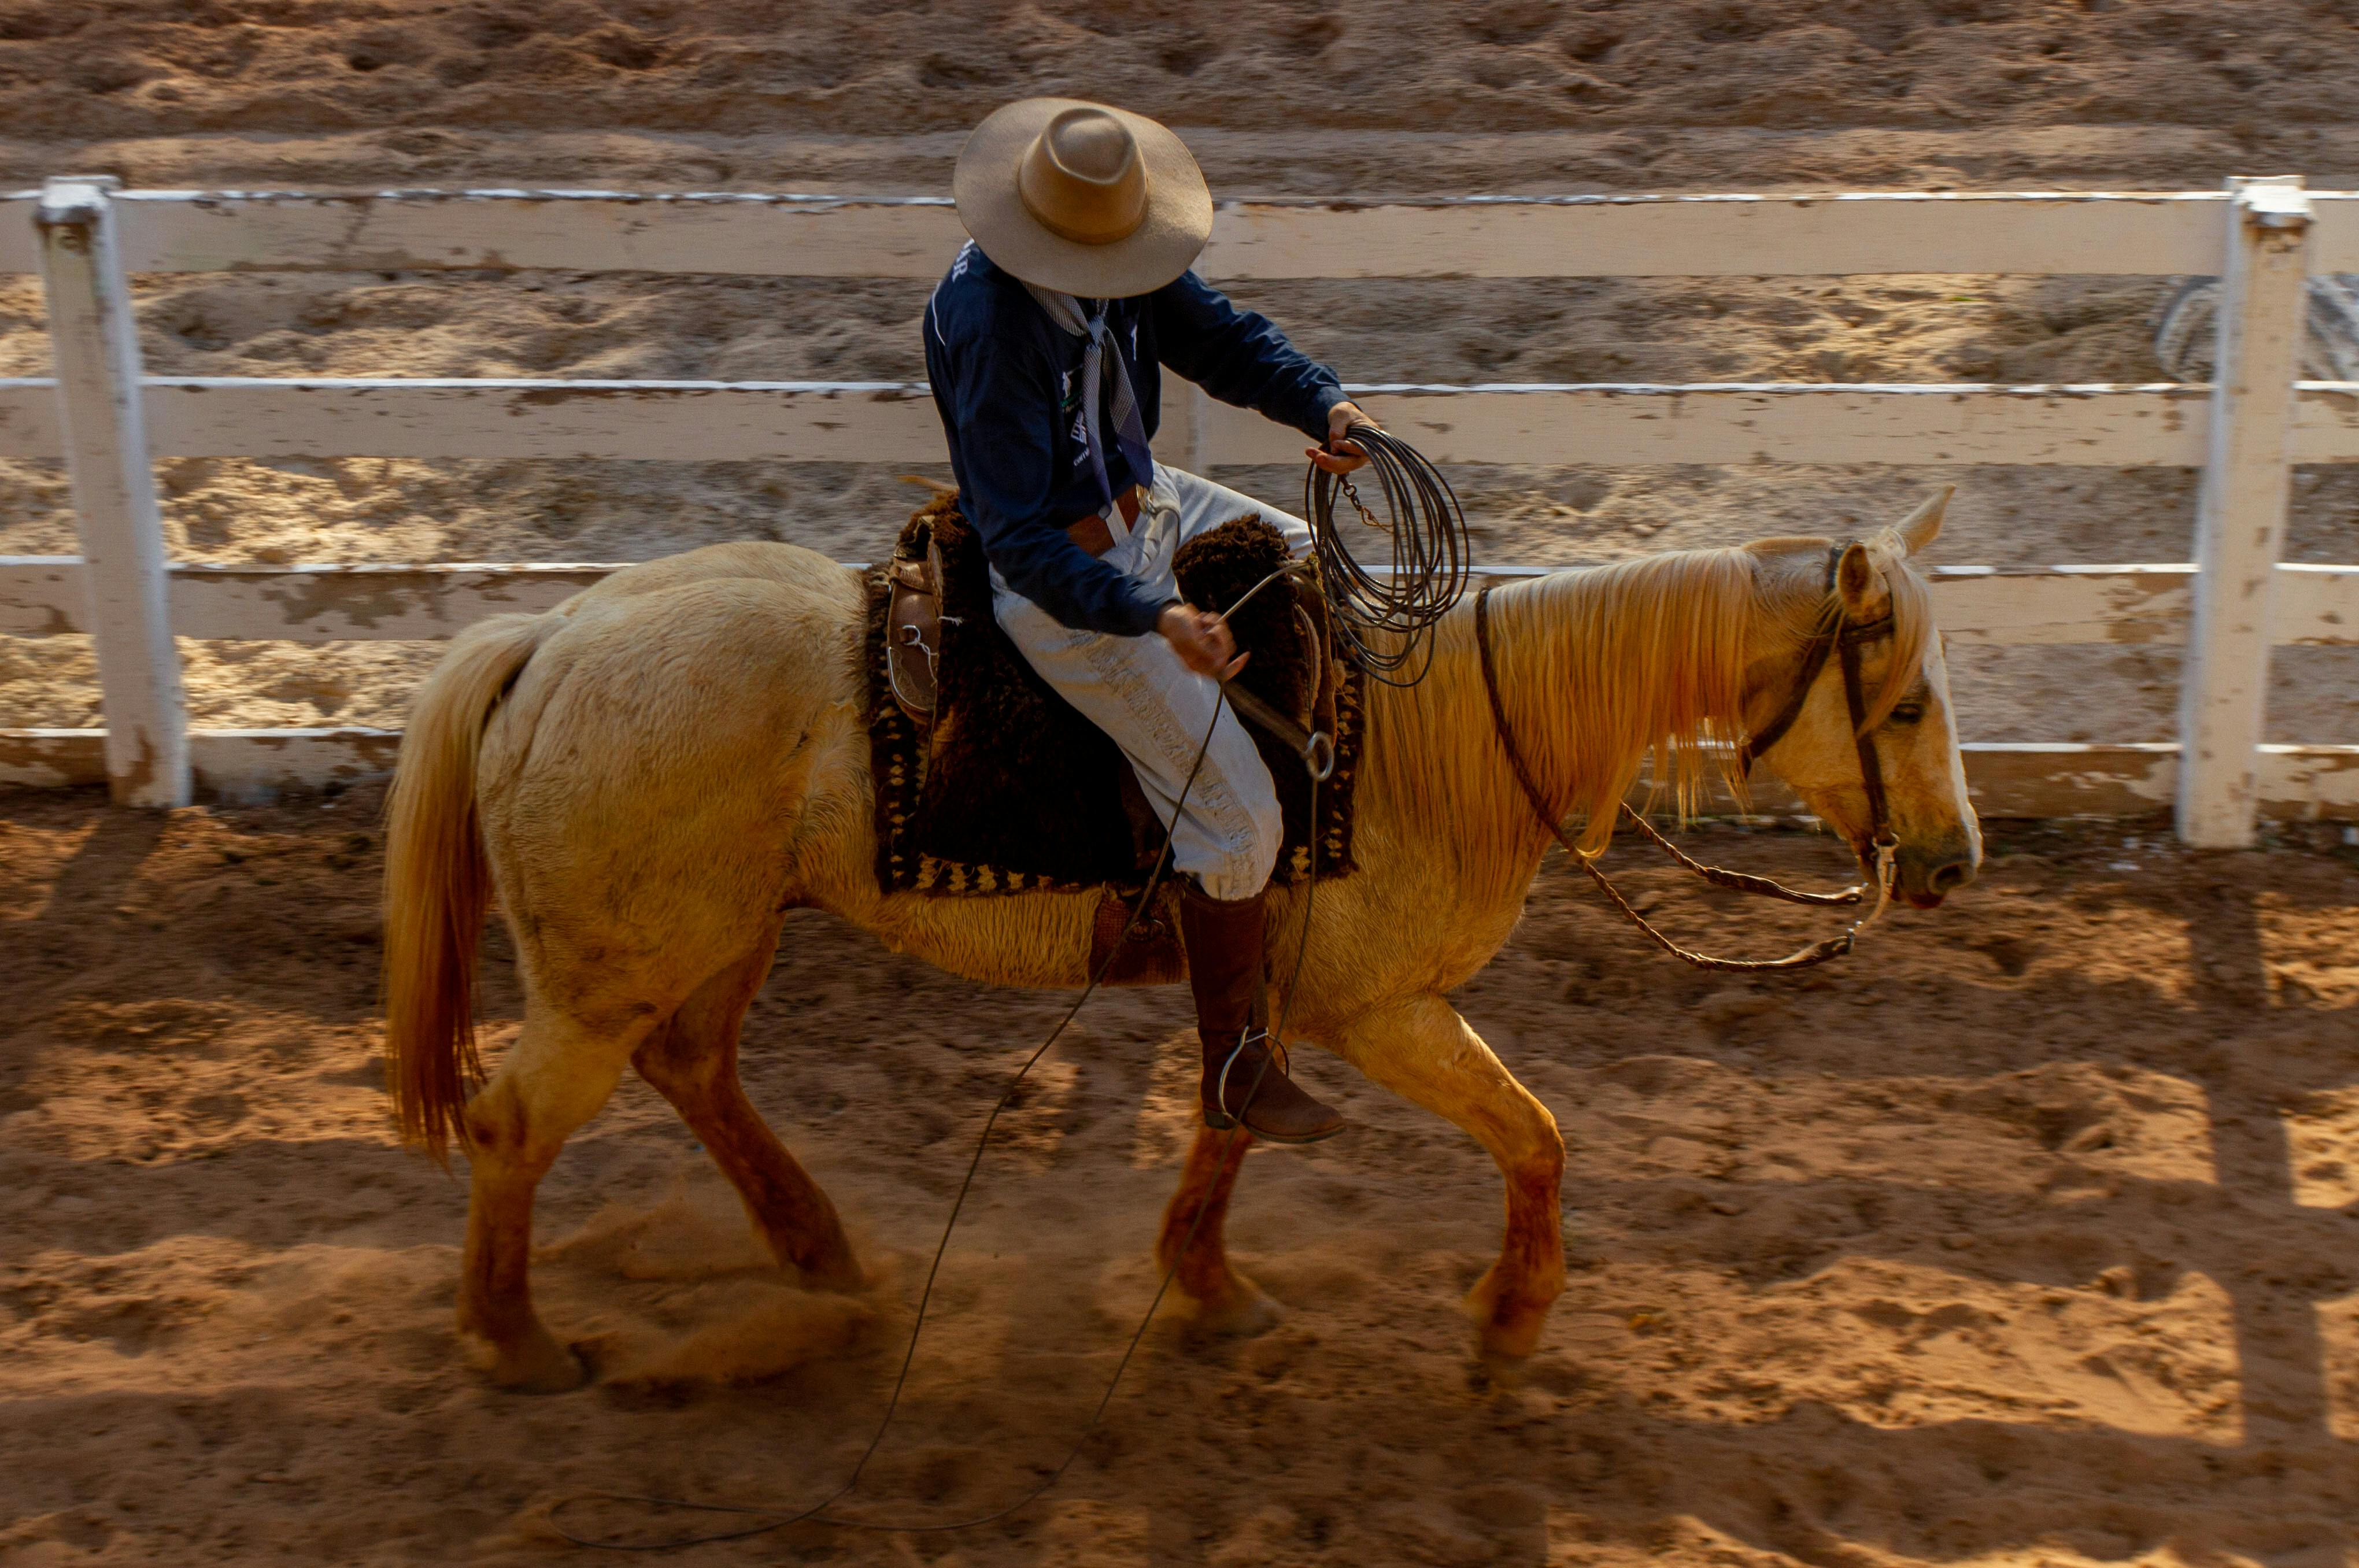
1474, 543, 1900, 974
1735, 542, 1900, 877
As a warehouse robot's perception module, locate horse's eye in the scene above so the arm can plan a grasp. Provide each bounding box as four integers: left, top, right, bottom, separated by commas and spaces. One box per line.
1890, 702, 1925, 725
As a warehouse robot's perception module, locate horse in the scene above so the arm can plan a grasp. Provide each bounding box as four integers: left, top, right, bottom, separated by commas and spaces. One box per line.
380, 489, 1978, 1393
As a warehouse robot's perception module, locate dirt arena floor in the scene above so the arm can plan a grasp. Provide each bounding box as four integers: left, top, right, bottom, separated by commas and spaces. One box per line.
8, 2, 2359, 1565
5, 786, 2359, 1565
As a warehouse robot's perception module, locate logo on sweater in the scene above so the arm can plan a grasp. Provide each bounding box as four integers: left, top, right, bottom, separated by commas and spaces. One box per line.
1060, 369, 1089, 462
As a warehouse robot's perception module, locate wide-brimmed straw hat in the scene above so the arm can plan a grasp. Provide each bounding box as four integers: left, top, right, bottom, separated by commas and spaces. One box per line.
952, 97, 1214, 298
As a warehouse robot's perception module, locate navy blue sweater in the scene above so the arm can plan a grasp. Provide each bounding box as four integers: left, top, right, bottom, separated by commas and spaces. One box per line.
923, 243, 1347, 637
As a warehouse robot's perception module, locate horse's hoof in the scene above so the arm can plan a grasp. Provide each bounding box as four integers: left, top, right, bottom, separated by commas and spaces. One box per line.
1466, 1278, 1551, 1364
1475, 1312, 1547, 1363
1186, 1281, 1286, 1340
489, 1328, 590, 1394
811, 1245, 868, 1282
797, 1250, 867, 1294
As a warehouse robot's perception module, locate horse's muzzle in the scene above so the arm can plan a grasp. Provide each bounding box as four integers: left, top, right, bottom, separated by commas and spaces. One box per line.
1898, 847, 1977, 909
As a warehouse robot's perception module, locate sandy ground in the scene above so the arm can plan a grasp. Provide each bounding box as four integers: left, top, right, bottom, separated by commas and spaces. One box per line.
3, 1, 2357, 142
5, 785, 2359, 1565
7, 6, 2359, 1566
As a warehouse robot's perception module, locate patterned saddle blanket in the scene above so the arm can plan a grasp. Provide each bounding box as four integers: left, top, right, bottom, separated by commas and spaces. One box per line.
864, 494, 1363, 900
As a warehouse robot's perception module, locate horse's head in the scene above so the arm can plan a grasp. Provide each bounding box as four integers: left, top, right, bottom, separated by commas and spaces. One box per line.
1743, 490, 1980, 909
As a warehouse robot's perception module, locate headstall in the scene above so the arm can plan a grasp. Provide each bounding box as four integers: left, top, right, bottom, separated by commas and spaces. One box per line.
1474, 543, 1899, 973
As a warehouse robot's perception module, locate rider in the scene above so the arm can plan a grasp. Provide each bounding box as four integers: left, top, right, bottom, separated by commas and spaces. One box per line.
925, 98, 1369, 1145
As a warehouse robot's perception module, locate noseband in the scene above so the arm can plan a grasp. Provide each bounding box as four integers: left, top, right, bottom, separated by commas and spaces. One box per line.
1474, 543, 1900, 974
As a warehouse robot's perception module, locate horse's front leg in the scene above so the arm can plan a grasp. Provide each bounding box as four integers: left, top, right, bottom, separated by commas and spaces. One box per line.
1329, 992, 1565, 1363
1153, 1124, 1282, 1335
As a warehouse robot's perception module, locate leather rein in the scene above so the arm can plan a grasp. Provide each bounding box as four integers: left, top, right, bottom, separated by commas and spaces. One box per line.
1473, 544, 1899, 974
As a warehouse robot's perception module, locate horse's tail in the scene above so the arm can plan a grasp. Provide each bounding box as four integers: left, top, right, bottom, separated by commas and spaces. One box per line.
382, 612, 553, 1163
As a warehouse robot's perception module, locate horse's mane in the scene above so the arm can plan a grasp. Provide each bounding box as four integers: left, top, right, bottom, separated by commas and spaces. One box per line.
1363, 530, 1931, 860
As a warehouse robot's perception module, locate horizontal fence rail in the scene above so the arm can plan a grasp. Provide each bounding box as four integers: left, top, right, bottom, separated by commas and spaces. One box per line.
0, 180, 2353, 840
0, 188, 2353, 279
6, 556, 2358, 649
2, 378, 2359, 467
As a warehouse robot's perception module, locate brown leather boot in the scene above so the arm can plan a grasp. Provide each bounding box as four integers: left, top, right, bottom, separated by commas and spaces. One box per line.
1178, 883, 1345, 1145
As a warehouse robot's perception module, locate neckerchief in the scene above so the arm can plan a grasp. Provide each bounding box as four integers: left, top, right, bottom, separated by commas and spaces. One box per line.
1025, 282, 1156, 511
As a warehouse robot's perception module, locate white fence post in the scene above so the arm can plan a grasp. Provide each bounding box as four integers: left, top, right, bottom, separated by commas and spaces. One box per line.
2176, 175, 2311, 848
37, 175, 189, 807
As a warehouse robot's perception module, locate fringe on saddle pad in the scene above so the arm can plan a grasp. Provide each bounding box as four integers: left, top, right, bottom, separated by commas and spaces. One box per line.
866, 494, 1364, 898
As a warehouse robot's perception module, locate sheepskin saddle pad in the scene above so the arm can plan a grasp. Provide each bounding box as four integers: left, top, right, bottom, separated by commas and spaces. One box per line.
865, 493, 1363, 899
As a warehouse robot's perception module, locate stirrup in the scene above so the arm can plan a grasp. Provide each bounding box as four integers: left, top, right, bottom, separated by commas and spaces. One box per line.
1203, 1027, 1341, 1145
1211, 1027, 1282, 1126
1217, 1028, 1274, 1127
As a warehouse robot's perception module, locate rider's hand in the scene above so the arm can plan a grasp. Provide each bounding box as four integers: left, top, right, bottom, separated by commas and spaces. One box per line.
1158, 604, 1248, 681
1308, 399, 1377, 476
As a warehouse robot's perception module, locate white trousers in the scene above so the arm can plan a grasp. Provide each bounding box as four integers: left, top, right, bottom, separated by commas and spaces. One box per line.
992, 467, 1312, 902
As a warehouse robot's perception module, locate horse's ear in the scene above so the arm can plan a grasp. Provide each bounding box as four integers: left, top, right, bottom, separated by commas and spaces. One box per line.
1836, 540, 1889, 621
1893, 486, 1953, 556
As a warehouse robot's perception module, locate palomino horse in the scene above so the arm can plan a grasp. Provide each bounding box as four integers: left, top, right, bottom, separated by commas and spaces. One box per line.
382, 491, 1978, 1392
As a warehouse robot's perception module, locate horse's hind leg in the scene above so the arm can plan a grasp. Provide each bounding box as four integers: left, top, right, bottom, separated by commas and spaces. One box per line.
633, 946, 861, 1289
459, 1005, 644, 1393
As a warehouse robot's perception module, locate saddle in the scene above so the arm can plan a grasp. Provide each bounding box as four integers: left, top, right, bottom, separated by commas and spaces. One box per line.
866, 494, 1363, 943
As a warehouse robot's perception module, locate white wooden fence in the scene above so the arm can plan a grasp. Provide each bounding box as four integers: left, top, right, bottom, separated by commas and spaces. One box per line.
3, 176, 2357, 845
